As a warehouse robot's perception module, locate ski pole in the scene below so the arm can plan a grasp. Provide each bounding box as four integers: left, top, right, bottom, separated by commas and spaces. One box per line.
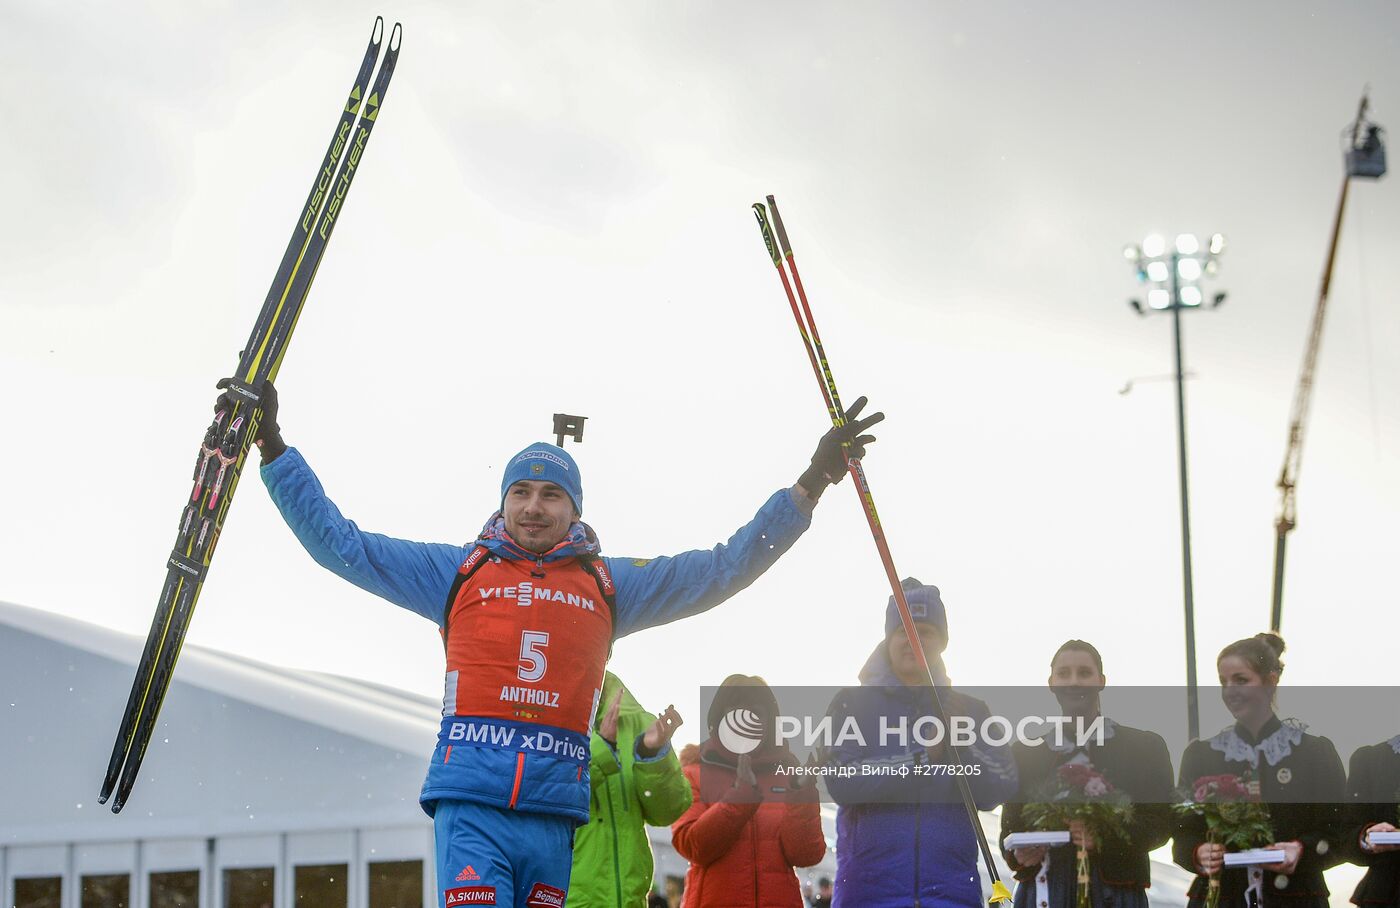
752, 197, 1012, 905
753, 200, 901, 633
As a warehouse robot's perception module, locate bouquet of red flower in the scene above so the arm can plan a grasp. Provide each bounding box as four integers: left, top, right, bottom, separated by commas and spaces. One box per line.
1023, 763, 1135, 908
1172, 774, 1274, 908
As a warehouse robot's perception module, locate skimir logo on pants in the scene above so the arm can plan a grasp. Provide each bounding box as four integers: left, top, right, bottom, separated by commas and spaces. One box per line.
717, 708, 765, 755
445, 885, 496, 906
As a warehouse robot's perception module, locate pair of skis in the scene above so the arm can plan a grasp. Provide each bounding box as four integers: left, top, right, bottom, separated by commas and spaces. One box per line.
751, 198, 1013, 905
99, 17, 403, 813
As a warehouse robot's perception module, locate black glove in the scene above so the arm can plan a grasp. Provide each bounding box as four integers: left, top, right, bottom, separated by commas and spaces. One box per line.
215, 378, 286, 462
798, 395, 884, 497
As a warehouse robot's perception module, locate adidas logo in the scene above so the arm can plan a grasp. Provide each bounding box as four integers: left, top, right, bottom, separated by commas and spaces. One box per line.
455, 866, 480, 882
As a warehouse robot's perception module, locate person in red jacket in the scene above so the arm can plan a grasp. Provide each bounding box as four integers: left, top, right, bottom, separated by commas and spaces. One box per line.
671, 675, 826, 907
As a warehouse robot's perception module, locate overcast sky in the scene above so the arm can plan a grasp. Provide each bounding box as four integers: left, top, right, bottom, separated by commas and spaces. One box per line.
4, 0, 1399, 753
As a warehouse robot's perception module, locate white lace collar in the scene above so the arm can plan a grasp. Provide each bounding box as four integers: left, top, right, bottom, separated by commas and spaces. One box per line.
1209, 717, 1306, 769
1388, 734, 1400, 756
1047, 716, 1118, 754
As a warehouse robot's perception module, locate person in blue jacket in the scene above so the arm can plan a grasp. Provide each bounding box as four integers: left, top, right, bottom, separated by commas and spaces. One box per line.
243, 382, 882, 908
822, 578, 1017, 908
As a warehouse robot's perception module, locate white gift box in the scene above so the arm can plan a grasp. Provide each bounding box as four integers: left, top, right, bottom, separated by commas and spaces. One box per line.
1369, 831, 1400, 846
1004, 831, 1072, 848
1223, 849, 1286, 867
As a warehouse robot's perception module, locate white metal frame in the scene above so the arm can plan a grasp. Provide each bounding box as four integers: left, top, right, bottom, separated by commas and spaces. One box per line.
4, 844, 66, 908
213, 833, 280, 908
360, 826, 433, 908
72, 841, 137, 908
142, 838, 207, 908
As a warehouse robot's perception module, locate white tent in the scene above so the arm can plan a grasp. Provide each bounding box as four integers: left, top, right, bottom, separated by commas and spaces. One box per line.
2, 600, 438, 907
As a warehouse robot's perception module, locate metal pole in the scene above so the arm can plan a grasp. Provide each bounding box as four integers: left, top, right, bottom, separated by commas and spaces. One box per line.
1269, 531, 1288, 633
1170, 252, 1201, 741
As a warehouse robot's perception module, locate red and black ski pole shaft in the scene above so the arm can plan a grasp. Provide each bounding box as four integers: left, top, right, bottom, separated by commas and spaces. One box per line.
752, 198, 911, 638
752, 197, 1012, 905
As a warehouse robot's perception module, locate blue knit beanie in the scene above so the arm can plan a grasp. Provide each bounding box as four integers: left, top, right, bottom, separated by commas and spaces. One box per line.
500, 442, 583, 516
885, 577, 947, 639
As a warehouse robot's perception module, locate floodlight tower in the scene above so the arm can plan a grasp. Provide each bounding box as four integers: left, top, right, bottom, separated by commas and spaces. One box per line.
1124, 233, 1227, 742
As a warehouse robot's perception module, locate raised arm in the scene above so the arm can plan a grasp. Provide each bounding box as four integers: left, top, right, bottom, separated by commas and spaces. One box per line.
606, 486, 812, 637
246, 384, 468, 623
606, 399, 885, 637
261, 447, 466, 623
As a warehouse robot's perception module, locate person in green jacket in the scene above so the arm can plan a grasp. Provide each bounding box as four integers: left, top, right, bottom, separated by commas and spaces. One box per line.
571, 672, 691, 907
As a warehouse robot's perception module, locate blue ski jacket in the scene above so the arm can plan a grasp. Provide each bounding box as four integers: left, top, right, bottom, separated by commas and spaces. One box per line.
824, 646, 1018, 908
260, 447, 813, 823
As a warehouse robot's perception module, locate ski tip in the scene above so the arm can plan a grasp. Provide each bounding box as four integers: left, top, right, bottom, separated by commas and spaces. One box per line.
388, 21, 403, 52
371, 16, 384, 45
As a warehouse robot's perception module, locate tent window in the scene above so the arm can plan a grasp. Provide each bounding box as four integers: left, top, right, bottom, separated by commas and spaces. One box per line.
294, 863, 347, 906
151, 870, 200, 908
223, 867, 274, 908
369, 859, 423, 908
14, 876, 62, 908
81, 873, 130, 908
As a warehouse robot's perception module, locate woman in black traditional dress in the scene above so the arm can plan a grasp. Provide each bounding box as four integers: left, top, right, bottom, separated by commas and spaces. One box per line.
1344, 733, 1400, 906
1000, 639, 1175, 908
1172, 633, 1346, 908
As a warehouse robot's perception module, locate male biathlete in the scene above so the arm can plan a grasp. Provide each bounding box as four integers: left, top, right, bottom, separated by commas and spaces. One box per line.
246, 382, 882, 908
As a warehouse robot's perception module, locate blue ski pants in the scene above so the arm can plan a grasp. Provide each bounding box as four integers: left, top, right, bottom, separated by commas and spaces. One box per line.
433, 799, 573, 908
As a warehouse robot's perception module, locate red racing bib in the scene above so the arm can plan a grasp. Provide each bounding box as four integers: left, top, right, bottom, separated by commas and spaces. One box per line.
441, 550, 614, 736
